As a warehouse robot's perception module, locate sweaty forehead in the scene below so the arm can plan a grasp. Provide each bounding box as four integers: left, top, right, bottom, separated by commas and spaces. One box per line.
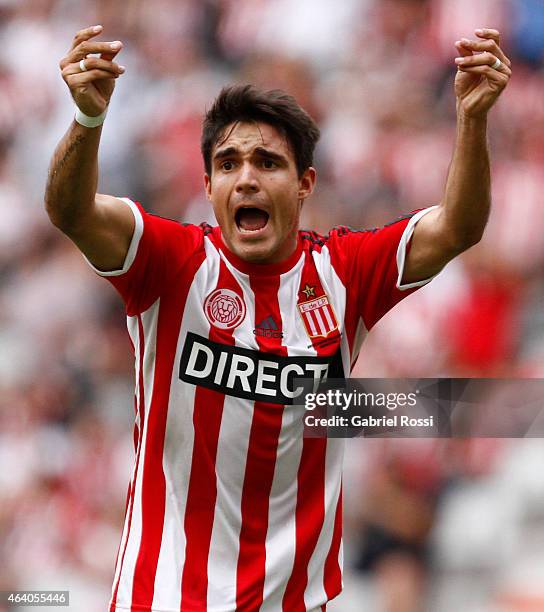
215, 121, 292, 156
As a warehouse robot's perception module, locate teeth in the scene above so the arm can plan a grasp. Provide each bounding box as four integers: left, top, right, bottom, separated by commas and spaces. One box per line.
239, 227, 263, 234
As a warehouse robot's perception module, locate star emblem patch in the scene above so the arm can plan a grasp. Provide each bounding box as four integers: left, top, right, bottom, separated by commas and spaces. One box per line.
302, 284, 315, 299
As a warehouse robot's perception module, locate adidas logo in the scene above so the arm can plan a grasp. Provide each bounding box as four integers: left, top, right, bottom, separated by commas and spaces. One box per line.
256, 316, 278, 330
253, 316, 283, 339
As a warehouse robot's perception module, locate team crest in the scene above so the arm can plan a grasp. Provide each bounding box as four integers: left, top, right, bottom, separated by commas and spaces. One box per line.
297, 294, 339, 339
204, 288, 246, 330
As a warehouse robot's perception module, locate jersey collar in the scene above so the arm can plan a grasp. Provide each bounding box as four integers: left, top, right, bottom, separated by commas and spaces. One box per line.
212, 226, 303, 276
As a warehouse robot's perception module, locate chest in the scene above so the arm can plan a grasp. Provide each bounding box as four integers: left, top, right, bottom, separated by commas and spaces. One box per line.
185, 257, 344, 357
175, 256, 346, 404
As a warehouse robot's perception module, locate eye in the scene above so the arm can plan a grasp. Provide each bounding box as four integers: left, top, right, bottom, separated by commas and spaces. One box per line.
221, 160, 235, 171
262, 159, 277, 169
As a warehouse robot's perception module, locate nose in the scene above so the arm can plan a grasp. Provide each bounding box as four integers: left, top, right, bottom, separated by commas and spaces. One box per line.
235, 162, 259, 194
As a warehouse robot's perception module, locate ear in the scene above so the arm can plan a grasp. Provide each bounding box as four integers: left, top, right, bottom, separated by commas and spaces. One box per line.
298, 167, 316, 203
204, 174, 212, 201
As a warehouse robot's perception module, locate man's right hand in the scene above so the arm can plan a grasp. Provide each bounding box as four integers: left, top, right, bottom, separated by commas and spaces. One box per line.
59, 25, 125, 117
46, 26, 134, 273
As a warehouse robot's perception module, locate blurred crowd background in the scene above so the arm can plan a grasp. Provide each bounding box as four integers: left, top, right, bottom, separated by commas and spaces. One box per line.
1, 0, 544, 610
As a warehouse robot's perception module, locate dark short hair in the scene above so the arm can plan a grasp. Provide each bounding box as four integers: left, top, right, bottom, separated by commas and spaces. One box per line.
201, 84, 320, 178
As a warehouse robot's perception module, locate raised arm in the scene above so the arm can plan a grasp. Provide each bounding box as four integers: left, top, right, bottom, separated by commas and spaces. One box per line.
45, 25, 133, 272
402, 28, 511, 284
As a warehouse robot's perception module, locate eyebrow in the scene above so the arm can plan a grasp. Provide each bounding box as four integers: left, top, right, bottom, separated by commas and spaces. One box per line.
254, 147, 288, 164
212, 145, 288, 164
213, 146, 238, 161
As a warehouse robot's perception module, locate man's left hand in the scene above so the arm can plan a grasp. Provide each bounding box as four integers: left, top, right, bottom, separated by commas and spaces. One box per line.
454, 28, 511, 119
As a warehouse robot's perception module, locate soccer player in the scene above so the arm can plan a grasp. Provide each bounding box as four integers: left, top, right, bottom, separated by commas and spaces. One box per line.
45, 25, 510, 612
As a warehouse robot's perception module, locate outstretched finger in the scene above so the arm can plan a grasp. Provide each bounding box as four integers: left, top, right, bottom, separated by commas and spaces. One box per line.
70, 25, 103, 51
457, 37, 510, 67
65, 40, 123, 65
475, 28, 500, 46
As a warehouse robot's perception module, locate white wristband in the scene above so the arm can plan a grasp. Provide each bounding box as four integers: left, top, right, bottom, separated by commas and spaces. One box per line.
75, 107, 107, 128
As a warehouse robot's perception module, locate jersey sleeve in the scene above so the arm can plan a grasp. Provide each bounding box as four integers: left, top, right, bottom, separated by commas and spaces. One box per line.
83, 198, 203, 316
327, 206, 439, 330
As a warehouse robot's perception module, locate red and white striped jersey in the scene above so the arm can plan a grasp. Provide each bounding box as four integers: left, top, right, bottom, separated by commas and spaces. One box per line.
87, 198, 435, 612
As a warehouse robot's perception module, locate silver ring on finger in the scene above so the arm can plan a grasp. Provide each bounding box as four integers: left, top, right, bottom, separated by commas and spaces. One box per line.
491, 57, 502, 70
79, 58, 88, 72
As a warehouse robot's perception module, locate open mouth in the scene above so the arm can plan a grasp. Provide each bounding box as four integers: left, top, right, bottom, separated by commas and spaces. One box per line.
235, 207, 270, 234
